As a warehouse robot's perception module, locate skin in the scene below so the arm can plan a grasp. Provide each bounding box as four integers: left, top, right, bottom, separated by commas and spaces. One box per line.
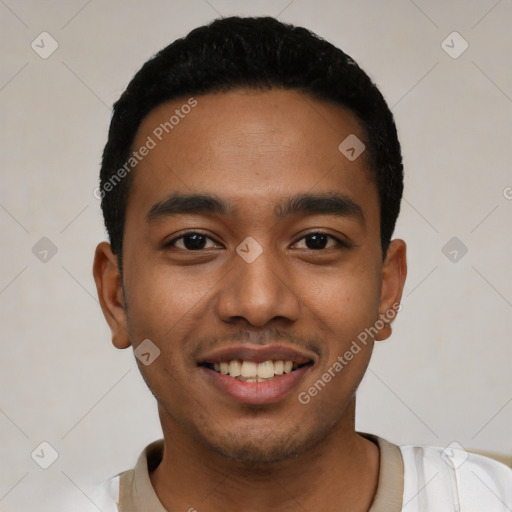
93, 88, 407, 511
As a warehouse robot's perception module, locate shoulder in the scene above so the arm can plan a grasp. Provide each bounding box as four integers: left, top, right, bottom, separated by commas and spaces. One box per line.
399, 443, 512, 511
89, 473, 123, 512
91, 439, 163, 511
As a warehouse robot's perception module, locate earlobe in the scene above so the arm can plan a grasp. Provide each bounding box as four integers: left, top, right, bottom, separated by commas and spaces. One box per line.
375, 239, 407, 341
92, 242, 131, 349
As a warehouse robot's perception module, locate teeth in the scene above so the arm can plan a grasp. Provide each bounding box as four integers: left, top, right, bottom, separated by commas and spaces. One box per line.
241, 361, 258, 378
239, 376, 271, 383
274, 360, 284, 374
229, 360, 241, 377
257, 361, 275, 379
210, 359, 302, 379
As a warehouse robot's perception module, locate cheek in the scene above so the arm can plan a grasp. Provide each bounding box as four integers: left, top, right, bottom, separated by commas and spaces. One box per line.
300, 263, 382, 394
307, 262, 381, 329
124, 258, 212, 337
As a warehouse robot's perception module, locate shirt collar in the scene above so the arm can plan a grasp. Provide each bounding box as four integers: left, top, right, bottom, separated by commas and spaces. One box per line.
119, 433, 404, 512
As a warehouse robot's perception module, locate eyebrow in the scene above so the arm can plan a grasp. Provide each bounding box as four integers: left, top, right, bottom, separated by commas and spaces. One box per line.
146, 192, 365, 224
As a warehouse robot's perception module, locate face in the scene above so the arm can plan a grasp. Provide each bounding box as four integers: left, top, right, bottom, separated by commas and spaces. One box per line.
94, 88, 406, 463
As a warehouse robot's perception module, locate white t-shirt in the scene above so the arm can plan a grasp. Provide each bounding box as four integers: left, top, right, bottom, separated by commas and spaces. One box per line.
91, 434, 512, 511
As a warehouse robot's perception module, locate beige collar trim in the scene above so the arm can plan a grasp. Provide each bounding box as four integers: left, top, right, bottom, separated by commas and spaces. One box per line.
362, 433, 404, 512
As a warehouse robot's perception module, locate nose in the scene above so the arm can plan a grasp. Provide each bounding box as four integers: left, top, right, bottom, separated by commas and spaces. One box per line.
215, 244, 300, 327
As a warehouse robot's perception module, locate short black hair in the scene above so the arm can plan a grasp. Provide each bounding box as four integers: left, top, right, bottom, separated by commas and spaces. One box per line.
99, 16, 403, 264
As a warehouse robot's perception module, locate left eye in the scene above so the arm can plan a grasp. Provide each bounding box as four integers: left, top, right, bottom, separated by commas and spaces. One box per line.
294, 233, 345, 250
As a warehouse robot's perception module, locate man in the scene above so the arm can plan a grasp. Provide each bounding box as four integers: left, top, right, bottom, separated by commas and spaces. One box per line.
92, 16, 512, 512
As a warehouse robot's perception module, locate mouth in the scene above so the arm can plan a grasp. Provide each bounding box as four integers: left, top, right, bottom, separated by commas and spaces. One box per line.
200, 359, 312, 382
197, 345, 316, 404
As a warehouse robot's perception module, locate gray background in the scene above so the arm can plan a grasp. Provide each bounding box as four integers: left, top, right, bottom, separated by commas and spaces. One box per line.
1, 0, 511, 510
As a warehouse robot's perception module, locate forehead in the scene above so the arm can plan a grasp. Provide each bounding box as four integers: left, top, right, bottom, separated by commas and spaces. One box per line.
126, 88, 378, 224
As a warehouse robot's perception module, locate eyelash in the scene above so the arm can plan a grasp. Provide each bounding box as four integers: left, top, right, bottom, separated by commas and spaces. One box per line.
163, 231, 350, 251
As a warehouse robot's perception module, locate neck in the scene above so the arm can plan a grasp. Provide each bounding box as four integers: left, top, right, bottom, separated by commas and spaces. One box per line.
149, 399, 380, 512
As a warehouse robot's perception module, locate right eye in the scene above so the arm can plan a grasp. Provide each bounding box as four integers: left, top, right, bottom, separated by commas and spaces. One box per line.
163, 232, 220, 251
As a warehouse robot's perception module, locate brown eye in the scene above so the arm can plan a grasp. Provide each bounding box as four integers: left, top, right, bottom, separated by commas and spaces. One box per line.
304, 233, 329, 250
294, 233, 347, 251
165, 233, 217, 251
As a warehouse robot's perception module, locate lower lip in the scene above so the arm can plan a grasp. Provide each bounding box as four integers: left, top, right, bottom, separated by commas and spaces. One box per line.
200, 365, 312, 404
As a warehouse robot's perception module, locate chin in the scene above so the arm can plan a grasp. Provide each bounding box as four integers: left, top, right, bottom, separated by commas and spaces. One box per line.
200, 422, 328, 465
211, 438, 301, 463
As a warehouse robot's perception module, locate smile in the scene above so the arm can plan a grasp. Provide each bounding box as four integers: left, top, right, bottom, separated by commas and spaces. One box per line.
202, 359, 311, 382
197, 345, 316, 404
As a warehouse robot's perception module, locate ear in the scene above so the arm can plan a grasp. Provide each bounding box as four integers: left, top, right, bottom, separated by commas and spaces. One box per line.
375, 239, 407, 341
93, 241, 131, 349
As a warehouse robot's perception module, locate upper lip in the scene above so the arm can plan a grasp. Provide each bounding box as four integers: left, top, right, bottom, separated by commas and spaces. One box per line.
198, 344, 317, 365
